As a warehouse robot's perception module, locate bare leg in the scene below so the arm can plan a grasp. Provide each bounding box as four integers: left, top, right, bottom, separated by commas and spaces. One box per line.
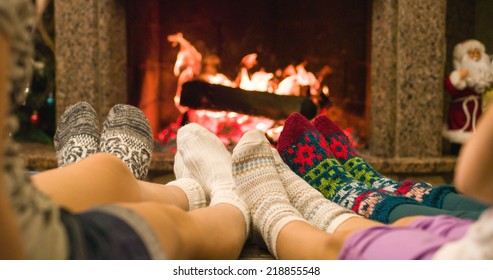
122, 122, 252, 259
276, 217, 378, 259
276, 215, 426, 260
31, 153, 189, 212
120, 202, 246, 259
27, 150, 246, 259
276, 221, 340, 259
233, 129, 429, 260
138, 180, 189, 210
31, 122, 248, 259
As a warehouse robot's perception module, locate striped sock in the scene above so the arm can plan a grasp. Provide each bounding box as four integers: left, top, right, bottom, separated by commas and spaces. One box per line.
100, 104, 153, 180
232, 129, 305, 258
277, 113, 418, 223
177, 123, 250, 236
54, 101, 100, 167
312, 114, 455, 208
271, 147, 361, 233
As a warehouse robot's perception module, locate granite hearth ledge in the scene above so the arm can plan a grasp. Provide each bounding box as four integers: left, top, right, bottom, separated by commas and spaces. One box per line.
358, 151, 457, 174
18, 142, 174, 175
19, 143, 456, 182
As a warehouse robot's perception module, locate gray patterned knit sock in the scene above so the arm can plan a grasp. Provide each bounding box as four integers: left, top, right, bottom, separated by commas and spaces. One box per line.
54, 101, 100, 167
232, 129, 305, 258
100, 104, 153, 180
271, 147, 361, 233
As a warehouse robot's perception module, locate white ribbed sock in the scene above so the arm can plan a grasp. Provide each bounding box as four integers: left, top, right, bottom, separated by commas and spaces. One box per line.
177, 123, 250, 236
172, 152, 208, 210
271, 148, 361, 233
232, 129, 304, 258
165, 178, 207, 211
173, 150, 187, 179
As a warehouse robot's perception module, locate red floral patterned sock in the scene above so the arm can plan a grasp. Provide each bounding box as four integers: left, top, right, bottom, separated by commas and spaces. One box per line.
312, 114, 455, 208
277, 113, 418, 223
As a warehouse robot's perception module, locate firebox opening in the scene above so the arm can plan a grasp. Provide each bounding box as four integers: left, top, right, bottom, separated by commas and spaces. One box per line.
127, 0, 371, 148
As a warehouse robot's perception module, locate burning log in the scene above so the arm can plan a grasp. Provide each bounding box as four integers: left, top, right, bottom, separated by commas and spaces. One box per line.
180, 80, 307, 120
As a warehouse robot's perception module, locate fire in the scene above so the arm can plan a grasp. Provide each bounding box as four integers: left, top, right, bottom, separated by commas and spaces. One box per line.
157, 33, 348, 147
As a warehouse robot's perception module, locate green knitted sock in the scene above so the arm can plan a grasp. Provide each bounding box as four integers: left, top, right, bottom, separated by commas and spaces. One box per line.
277, 113, 418, 223
312, 114, 455, 208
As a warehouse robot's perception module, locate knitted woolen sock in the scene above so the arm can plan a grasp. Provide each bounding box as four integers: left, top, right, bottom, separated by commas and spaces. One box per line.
165, 178, 207, 211
166, 152, 207, 210
271, 147, 361, 233
277, 113, 418, 223
177, 123, 250, 236
100, 104, 153, 180
312, 114, 455, 208
173, 149, 188, 179
232, 129, 305, 258
54, 101, 100, 167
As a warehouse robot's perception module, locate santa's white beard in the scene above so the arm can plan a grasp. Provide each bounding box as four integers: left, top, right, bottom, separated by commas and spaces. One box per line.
459, 54, 493, 93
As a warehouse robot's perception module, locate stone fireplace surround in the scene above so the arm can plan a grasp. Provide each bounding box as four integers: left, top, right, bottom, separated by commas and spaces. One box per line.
39, 0, 456, 184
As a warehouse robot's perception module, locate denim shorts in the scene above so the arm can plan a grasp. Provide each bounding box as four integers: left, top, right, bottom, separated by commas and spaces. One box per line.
61, 205, 166, 259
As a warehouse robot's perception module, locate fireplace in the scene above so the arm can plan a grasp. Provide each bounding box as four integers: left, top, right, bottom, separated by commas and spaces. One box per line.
126, 0, 371, 147
56, 0, 486, 169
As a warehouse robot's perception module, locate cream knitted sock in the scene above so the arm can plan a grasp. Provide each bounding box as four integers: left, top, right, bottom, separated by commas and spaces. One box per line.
173, 150, 187, 179
271, 147, 361, 233
168, 152, 207, 210
165, 177, 207, 211
232, 129, 305, 258
177, 123, 250, 235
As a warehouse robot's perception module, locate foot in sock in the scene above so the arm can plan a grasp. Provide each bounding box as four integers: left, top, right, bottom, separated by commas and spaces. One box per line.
54, 101, 100, 167
232, 129, 305, 258
312, 114, 455, 208
100, 104, 153, 180
312, 114, 379, 185
165, 152, 207, 210
176, 123, 250, 235
270, 147, 361, 233
277, 113, 419, 223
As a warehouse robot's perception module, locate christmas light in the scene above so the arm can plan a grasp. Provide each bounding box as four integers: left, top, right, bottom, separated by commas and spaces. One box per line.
30, 111, 39, 125
47, 92, 54, 105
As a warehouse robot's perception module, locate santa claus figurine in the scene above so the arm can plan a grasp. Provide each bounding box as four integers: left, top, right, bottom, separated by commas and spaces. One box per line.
443, 39, 493, 154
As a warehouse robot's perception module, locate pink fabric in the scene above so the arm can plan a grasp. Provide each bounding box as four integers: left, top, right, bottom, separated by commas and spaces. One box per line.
338, 215, 474, 260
